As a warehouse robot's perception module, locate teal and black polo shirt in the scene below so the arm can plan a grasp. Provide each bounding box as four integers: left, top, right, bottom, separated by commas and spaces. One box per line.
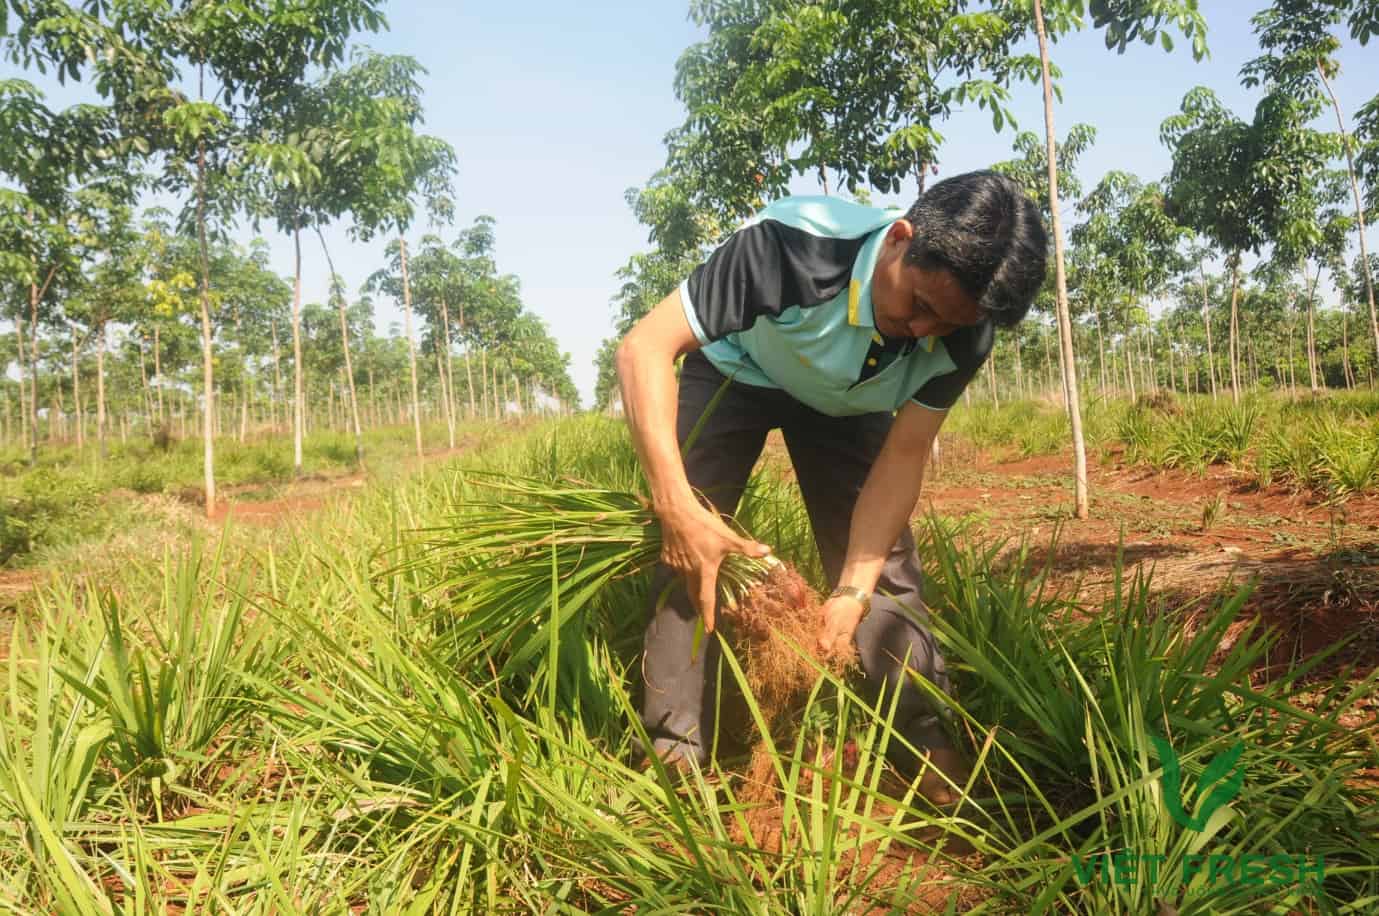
679, 195, 993, 417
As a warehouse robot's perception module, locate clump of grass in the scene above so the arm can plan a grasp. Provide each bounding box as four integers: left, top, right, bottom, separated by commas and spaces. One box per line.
1200, 492, 1224, 531
918, 518, 1379, 912
2, 416, 1376, 912
413, 472, 849, 744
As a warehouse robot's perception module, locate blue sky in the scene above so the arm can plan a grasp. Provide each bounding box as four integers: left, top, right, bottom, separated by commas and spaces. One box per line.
11, 3, 1378, 405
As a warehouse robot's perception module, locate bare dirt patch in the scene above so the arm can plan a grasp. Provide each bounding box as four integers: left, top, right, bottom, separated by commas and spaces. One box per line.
922, 446, 1379, 684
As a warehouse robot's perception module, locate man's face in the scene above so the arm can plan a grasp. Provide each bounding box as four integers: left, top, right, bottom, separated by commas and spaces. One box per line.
870, 219, 984, 340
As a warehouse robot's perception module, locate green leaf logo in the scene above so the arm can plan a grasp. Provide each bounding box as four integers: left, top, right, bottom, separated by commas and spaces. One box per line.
1151, 734, 1245, 831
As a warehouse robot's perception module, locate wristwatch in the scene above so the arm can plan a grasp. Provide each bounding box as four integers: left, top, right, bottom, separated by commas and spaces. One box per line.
828, 585, 872, 617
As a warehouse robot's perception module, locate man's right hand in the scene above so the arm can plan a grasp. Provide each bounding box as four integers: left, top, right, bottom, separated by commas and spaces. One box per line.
657, 498, 771, 633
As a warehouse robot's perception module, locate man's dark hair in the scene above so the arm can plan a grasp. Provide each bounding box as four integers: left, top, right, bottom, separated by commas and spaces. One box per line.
903, 170, 1049, 328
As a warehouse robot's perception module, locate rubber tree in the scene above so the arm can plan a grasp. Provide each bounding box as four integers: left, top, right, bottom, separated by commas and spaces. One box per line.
1266, 166, 1350, 394
1249, 0, 1378, 381
26, 0, 387, 513
1162, 89, 1270, 405
0, 77, 123, 464
992, 125, 1096, 394
452, 215, 501, 420
243, 47, 418, 471
337, 52, 456, 461
672, 0, 1037, 219
1022, 0, 1207, 518
62, 192, 145, 459
407, 235, 465, 446
1074, 172, 1189, 395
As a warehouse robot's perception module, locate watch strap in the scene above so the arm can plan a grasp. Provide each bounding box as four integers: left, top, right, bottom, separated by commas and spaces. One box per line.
828, 585, 872, 616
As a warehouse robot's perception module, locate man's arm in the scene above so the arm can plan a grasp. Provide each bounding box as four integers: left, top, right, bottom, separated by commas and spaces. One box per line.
615, 289, 770, 634
817, 400, 945, 655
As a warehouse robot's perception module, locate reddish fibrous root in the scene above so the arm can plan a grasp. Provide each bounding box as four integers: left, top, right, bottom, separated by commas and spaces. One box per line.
724, 563, 856, 731
716, 562, 861, 811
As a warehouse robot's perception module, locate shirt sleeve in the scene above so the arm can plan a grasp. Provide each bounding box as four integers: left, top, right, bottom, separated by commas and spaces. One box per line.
680, 219, 857, 345
911, 320, 995, 411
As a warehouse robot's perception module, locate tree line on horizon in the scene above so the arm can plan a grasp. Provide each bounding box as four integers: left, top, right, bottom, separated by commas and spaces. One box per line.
0, 1, 579, 516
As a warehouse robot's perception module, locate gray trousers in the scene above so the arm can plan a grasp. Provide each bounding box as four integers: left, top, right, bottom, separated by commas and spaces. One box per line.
639, 352, 949, 768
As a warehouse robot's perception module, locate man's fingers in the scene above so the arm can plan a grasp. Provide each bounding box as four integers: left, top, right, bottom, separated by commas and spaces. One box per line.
697, 564, 719, 634
816, 614, 839, 655
734, 536, 772, 558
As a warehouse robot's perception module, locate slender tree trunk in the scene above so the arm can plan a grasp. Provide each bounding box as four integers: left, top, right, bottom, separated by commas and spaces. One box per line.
1142, 326, 1154, 393
1041, 324, 1054, 397
399, 236, 424, 460
481, 348, 489, 419
1125, 327, 1138, 401
240, 379, 250, 441
196, 129, 216, 518
459, 302, 476, 418
70, 327, 84, 452
136, 334, 154, 430
26, 288, 38, 464
987, 349, 1000, 407
1013, 334, 1025, 399
292, 222, 306, 475
1343, 309, 1354, 389
1306, 263, 1323, 394
1318, 62, 1379, 385
316, 228, 366, 469
1165, 333, 1175, 393
270, 319, 283, 434
494, 358, 503, 419
1199, 264, 1218, 400
153, 325, 165, 423
1034, 0, 1088, 519
1279, 307, 1290, 397
1226, 255, 1242, 404
368, 368, 377, 428
441, 298, 457, 442
1094, 308, 1108, 394
96, 322, 107, 460
434, 343, 452, 442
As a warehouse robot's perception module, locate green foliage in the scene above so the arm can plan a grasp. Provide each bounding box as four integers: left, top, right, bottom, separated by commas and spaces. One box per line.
0, 419, 1373, 909
60, 545, 281, 793
920, 518, 1378, 911
0, 469, 105, 564
947, 391, 1379, 500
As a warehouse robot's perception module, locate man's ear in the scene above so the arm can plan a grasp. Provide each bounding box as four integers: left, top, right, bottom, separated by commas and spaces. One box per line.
887, 219, 915, 245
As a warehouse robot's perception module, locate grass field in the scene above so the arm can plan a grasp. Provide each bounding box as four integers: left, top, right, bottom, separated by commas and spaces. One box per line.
944, 390, 1379, 502
0, 409, 1376, 912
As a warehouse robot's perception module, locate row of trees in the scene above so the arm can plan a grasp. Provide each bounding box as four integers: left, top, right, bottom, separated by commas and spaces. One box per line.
596, 0, 1378, 517
1, 2, 575, 513
0, 213, 577, 461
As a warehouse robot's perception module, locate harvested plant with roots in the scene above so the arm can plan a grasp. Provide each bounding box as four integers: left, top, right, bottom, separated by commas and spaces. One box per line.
413, 472, 854, 754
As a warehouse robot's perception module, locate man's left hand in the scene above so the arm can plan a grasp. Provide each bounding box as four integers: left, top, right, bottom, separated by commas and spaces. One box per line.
817, 594, 867, 657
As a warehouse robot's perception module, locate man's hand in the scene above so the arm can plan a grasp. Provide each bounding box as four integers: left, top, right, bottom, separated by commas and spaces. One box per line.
817, 593, 867, 657
658, 499, 771, 633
